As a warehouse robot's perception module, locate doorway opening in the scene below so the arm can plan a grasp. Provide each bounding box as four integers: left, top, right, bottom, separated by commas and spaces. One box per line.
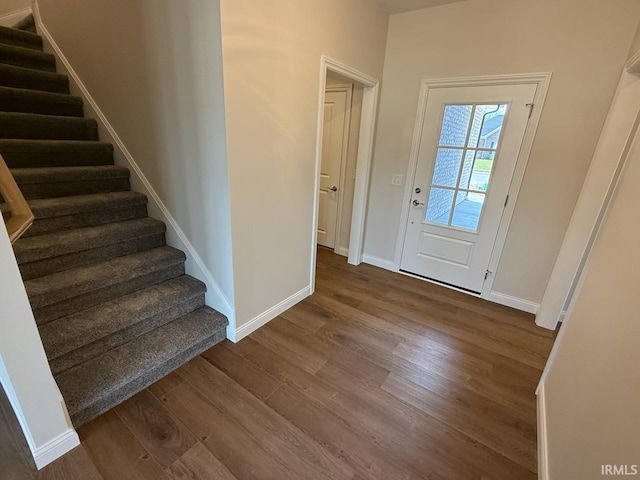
311, 57, 379, 293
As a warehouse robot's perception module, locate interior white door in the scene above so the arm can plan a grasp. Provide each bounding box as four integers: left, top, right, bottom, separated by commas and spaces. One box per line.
318, 90, 348, 249
400, 83, 537, 293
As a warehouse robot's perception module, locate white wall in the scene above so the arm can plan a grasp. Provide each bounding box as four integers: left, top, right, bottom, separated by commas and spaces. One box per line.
36, 0, 235, 324
365, 0, 640, 305
0, 224, 77, 468
220, 0, 389, 329
541, 120, 640, 480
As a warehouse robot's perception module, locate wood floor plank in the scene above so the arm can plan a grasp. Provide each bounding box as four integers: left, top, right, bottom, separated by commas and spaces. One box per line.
161, 382, 300, 480
148, 371, 185, 399
78, 410, 168, 480
35, 447, 103, 480
201, 343, 282, 400
165, 442, 237, 480
114, 390, 197, 469
178, 356, 354, 480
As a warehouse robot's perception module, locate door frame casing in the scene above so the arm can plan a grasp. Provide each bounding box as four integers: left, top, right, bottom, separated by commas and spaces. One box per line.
311, 56, 380, 293
393, 73, 552, 299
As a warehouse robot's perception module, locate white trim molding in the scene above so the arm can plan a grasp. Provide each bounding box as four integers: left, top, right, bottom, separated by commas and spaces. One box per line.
484, 291, 539, 315
33, 429, 80, 470
32, 2, 236, 335
392, 72, 552, 304
362, 254, 395, 271
0, 6, 31, 27
311, 56, 380, 293
232, 286, 310, 342
537, 382, 550, 480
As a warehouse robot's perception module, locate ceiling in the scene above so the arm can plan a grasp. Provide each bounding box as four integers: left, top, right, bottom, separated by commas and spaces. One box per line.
375, 0, 465, 15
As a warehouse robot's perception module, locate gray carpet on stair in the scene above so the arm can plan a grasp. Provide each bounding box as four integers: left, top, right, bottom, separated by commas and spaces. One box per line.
0, 17, 228, 428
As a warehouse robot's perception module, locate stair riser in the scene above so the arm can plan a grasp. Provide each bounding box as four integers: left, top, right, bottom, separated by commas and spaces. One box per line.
9, 178, 130, 200
0, 52, 55, 73
0, 118, 98, 141
0, 96, 84, 117
33, 263, 186, 325
24, 205, 148, 237
0, 148, 114, 168
0, 67, 68, 93
50, 293, 206, 375
19, 233, 166, 280
70, 331, 225, 427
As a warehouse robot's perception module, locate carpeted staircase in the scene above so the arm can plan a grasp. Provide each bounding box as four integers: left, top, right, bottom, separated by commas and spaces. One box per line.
0, 17, 228, 426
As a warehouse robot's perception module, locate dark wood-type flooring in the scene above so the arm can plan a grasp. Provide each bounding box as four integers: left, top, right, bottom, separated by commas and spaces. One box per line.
3, 247, 557, 480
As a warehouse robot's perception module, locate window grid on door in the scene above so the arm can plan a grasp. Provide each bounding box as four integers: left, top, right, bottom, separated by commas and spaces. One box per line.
425, 103, 507, 231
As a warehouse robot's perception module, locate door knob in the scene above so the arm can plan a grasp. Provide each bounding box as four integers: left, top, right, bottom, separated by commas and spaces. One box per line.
329, 186, 338, 192
412, 199, 425, 207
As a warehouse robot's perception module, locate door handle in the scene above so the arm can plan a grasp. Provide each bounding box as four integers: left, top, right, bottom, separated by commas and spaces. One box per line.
412, 199, 425, 207
328, 186, 338, 192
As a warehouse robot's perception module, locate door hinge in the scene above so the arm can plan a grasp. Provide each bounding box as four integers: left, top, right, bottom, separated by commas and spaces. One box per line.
504, 194, 510, 207
526, 103, 534, 119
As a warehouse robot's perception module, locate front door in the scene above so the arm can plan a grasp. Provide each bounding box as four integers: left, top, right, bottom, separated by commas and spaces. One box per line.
318, 89, 349, 249
400, 83, 536, 293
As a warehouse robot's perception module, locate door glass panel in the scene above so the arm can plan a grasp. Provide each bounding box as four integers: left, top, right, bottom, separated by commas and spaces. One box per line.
452, 191, 484, 230
438, 105, 472, 147
425, 103, 508, 232
432, 148, 463, 187
426, 188, 455, 225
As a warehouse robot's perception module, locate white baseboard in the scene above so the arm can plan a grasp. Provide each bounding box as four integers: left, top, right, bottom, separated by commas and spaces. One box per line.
0, 7, 31, 27
32, 2, 235, 333
335, 246, 349, 257
537, 382, 550, 480
33, 429, 79, 469
362, 254, 395, 271
232, 286, 310, 342
484, 291, 540, 314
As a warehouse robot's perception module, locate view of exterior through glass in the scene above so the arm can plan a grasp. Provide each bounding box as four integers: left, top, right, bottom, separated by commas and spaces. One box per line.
426, 104, 507, 231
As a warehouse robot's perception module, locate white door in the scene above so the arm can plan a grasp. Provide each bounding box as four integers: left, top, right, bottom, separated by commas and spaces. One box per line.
400, 83, 537, 293
318, 90, 349, 248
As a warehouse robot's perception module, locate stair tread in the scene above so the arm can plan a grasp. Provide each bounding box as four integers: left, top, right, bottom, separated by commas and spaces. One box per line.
24, 246, 186, 309
14, 217, 166, 264
16, 191, 146, 218
12, 14, 35, 31
0, 85, 82, 105
41, 275, 207, 361
56, 306, 228, 421
11, 165, 129, 183
0, 43, 55, 71
0, 26, 42, 49
0, 63, 67, 93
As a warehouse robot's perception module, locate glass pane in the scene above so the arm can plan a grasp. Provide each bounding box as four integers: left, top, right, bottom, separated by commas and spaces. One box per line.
431, 148, 463, 188
426, 188, 455, 225
468, 104, 507, 148
459, 150, 477, 190
438, 105, 472, 147
452, 191, 485, 231
468, 151, 495, 192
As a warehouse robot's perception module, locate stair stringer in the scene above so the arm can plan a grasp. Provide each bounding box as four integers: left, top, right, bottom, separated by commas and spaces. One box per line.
31, 3, 236, 337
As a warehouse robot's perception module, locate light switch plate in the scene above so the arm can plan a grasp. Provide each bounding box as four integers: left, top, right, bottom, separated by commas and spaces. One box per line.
391, 174, 403, 187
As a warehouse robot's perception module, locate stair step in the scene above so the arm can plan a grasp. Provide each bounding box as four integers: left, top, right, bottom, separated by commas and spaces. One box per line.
0, 63, 67, 94
25, 246, 187, 324
0, 26, 42, 51
0, 112, 98, 140
42, 276, 207, 374
0, 43, 55, 72
8, 165, 130, 200
0, 86, 83, 117
15, 217, 167, 280
56, 306, 228, 427
12, 14, 35, 32
1, 191, 148, 237
0, 140, 114, 168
